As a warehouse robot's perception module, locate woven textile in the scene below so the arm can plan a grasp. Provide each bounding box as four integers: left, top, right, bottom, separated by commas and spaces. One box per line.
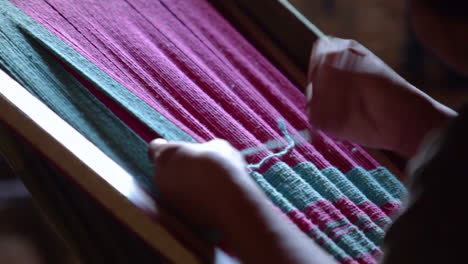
0, 0, 406, 263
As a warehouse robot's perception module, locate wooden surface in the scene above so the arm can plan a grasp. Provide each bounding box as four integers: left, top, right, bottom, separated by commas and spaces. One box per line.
210, 0, 318, 87
0, 69, 214, 264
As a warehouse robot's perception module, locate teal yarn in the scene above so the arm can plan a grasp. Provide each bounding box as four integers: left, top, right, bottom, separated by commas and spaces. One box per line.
0, 0, 196, 194
247, 119, 296, 170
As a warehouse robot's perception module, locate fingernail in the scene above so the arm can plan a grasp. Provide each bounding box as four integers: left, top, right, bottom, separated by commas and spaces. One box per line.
306, 82, 313, 102
148, 138, 167, 162
149, 138, 167, 149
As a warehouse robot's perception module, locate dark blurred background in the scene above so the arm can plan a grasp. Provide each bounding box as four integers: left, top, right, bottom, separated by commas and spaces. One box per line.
292, 0, 468, 109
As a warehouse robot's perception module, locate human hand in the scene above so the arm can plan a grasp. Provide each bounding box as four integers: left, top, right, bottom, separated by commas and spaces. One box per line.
148, 139, 265, 230
149, 139, 338, 264
307, 37, 457, 158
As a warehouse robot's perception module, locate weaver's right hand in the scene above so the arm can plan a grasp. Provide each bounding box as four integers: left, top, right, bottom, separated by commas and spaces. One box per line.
306, 37, 457, 158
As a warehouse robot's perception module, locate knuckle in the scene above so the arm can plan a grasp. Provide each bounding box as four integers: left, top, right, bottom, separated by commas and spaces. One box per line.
347, 40, 367, 55
155, 140, 241, 168
210, 138, 232, 147
197, 150, 225, 164
154, 144, 184, 165
347, 39, 359, 46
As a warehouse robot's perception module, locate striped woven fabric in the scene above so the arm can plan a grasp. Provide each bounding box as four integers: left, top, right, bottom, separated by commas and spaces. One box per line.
0, 0, 407, 263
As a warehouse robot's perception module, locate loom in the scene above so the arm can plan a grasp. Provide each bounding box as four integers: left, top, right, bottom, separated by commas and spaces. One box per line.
0, 1, 406, 263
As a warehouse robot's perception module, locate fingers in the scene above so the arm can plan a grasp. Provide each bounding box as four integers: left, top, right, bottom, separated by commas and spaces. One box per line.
148, 138, 168, 160
149, 138, 243, 168
149, 139, 185, 167
308, 37, 368, 82
306, 37, 369, 111
308, 37, 328, 82
308, 37, 344, 81
306, 38, 365, 133
202, 139, 242, 159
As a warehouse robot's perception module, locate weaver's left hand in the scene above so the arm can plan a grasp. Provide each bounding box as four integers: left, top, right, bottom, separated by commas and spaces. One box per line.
148, 138, 265, 229
149, 139, 337, 264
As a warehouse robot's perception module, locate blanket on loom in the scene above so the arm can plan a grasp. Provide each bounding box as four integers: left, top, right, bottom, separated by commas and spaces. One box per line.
0, 0, 407, 263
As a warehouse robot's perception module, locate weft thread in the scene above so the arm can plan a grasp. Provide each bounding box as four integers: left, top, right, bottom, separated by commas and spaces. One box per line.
247, 120, 296, 170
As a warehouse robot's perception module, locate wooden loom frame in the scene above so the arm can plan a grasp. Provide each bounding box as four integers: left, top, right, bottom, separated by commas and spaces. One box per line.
0, 1, 401, 263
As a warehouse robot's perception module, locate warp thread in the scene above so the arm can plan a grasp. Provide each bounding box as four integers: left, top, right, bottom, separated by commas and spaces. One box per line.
246, 120, 296, 170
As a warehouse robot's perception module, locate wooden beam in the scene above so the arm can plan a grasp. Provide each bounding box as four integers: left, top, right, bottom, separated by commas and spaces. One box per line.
0, 69, 215, 264
210, 0, 320, 87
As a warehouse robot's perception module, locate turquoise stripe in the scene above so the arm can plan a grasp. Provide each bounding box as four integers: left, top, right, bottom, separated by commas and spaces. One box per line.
330, 225, 355, 241
308, 230, 345, 261
263, 162, 322, 210
353, 216, 370, 228
323, 219, 348, 236
346, 167, 398, 207
0, 6, 146, 192
0, 0, 195, 143
376, 218, 391, 228
250, 171, 295, 213
370, 167, 407, 200
322, 167, 393, 228
353, 217, 382, 244
322, 167, 369, 205
250, 172, 351, 262
293, 162, 385, 244
0, 0, 197, 193
262, 162, 379, 258
293, 162, 343, 202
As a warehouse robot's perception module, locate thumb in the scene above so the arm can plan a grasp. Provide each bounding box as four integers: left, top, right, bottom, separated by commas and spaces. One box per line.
148, 138, 168, 162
